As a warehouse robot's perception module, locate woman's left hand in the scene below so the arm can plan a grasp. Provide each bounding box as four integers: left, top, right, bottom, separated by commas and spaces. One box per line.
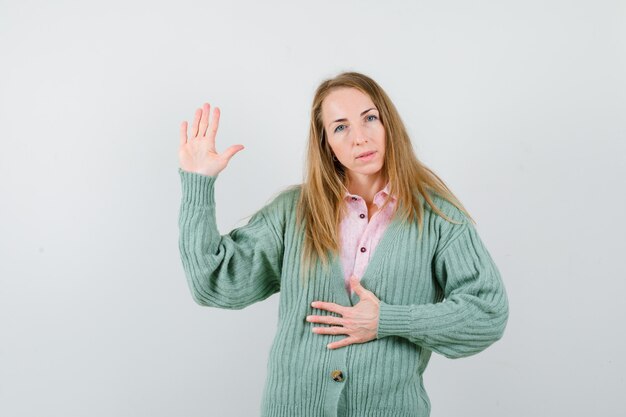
306, 275, 380, 349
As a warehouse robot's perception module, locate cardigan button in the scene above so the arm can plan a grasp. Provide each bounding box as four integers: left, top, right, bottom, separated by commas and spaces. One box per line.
331, 369, 344, 382
360, 247, 366, 253
359, 213, 365, 219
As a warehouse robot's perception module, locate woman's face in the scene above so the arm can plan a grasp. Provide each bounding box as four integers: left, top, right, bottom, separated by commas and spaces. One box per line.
321, 87, 386, 182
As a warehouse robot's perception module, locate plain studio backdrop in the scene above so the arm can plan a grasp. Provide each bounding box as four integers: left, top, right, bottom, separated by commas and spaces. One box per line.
1, 0, 624, 416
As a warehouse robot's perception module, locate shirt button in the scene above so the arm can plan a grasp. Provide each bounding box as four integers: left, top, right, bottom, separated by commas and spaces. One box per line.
331, 370, 344, 382
359, 213, 365, 219
360, 247, 366, 253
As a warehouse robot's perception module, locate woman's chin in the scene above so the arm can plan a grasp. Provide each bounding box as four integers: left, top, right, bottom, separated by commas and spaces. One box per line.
345, 165, 384, 177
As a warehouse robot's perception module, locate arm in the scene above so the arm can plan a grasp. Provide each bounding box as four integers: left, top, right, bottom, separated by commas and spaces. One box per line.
178, 168, 282, 309
375, 220, 509, 359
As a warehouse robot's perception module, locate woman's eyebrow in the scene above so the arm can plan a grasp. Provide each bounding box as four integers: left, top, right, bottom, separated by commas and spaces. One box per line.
329, 107, 378, 127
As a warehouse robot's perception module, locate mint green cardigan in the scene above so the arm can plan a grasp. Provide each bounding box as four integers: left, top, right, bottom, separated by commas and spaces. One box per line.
178, 168, 509, 417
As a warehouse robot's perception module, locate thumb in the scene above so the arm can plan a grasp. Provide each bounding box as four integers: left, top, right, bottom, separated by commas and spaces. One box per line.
350, 275, 366, 295
221, 144, 245, 162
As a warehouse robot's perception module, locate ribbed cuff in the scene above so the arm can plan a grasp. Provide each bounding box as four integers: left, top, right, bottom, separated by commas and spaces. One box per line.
178, 167, 218, 207
376, 300, 413, 339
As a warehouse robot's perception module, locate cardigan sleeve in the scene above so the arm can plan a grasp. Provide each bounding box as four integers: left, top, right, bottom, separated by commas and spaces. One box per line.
375, 219, 509, 359
177, 168, 282, 309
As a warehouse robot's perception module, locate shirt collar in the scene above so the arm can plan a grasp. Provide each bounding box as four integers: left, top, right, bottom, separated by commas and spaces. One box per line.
343, 181, 396, 205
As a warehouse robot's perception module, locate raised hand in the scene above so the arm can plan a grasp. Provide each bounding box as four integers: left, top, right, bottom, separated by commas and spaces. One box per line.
178, 103, 244, 176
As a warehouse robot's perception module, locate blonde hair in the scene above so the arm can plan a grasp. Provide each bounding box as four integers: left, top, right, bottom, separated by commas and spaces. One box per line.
295, 71, 474, 285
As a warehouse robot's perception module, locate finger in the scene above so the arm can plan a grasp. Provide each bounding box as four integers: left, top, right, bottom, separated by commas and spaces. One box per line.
198, 103, 210, 137
207, 106, 220, 145
328, 337, 355, 350
221, 144, 245, 162
307, 315, 343, 326
312, 301, 347, 316
191, 107, 202, 138
312, 325, 347, 335
179, 121, 188, 146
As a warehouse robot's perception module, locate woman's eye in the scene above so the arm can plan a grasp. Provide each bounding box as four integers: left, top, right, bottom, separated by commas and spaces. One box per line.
334, 115, 377, 133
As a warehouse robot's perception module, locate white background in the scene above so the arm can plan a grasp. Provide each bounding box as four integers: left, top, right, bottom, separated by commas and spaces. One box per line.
1, 0, 624, 416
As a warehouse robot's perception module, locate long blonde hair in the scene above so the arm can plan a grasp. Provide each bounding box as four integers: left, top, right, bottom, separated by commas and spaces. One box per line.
295, 71, 474, 284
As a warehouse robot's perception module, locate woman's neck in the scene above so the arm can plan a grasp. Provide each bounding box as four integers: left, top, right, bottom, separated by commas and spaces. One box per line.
345, 173, 387, 206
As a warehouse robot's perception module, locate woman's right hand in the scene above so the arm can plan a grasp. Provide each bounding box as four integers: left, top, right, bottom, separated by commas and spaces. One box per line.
179, 102, 245, 177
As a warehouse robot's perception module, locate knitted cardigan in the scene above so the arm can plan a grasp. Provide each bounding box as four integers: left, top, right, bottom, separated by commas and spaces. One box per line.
177, 168, 509, 417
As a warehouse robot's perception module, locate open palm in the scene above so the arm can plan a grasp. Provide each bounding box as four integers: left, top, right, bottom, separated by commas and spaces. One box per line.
178, 103, 244, 177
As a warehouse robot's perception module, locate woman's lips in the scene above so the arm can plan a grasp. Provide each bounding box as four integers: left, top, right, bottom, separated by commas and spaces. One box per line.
357, 151, 376, 161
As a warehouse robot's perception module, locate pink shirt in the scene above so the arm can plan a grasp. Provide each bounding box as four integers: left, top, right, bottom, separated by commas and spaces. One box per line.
339, 182, 397, 295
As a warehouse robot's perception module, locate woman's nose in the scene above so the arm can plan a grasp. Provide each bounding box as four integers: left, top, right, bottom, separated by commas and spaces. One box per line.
350, 125, 368, 144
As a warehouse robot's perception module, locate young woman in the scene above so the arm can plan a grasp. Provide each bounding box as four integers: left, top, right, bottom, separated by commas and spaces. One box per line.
177, 71, 509, 417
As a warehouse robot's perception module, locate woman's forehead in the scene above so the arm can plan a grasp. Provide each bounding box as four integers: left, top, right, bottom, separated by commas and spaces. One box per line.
322, 88, 376, 120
